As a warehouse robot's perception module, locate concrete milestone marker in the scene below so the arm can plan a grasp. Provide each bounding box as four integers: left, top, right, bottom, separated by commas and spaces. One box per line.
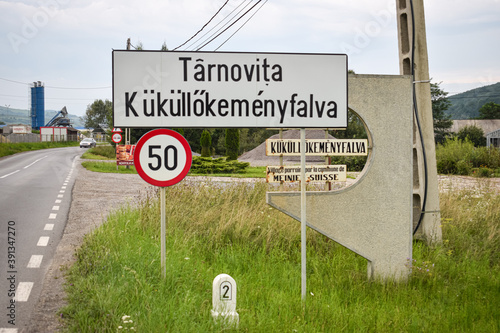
211, 274, 239, 327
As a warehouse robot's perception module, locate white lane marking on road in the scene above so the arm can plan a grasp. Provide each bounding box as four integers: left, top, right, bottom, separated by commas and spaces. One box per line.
15, 282, 34, 302
61, 186, 67, 189
0, 327, 19, 332
49, 213, 57, 219
0, 170, 20, 179
58, 194, 63, 198
63, 183, 68, 186
37, 236, 49, 246
27, 255, 43, 268
44, 224, 54, 231
52, 206, 60, 211
23, 156, 48, 169
55, 199, 62, 204
59, 190, 65, 193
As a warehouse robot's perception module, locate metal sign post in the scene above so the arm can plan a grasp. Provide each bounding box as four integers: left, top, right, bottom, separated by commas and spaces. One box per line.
160, 187, 166, 278
134, 129, 192, 278
300, 128, 307, 301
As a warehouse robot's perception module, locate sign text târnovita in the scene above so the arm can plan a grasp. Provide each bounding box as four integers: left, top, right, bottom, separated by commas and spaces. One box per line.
113, 51, 347, 128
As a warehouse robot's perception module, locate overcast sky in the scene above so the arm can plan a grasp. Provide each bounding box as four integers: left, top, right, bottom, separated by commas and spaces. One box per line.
1, 0, 499, 117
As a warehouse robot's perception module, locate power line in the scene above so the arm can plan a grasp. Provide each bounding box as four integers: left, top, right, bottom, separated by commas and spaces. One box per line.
214, 0, 267, 51
0, 77, 110, 90
193, 0, 255, 51
185, 0, 251, 51
196, 0, 262, 51
0, 77, 30, 86
173, 0, 230, 51
44, 85, 111, 90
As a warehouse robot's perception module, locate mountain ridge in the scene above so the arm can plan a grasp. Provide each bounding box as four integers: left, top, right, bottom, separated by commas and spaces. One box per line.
446, 82, 500, 120
0, 106, 84, 128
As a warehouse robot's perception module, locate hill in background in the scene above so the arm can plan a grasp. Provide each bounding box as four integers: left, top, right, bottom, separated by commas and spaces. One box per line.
446, 82, 500, 119
0, 106, 84, 128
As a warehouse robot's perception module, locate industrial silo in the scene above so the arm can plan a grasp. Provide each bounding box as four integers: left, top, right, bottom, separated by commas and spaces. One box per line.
31, 81, 45, 129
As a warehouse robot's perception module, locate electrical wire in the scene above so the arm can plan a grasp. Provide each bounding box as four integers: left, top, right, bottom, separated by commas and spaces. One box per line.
410, 0, 429, 235
214, 0, 267, 51
196, 0, 262, 51
44, 85, 111, 90
0, 77, 30, 86
185, 0, 252, 51
173, 0, 230, 51
0, 77, 110, 90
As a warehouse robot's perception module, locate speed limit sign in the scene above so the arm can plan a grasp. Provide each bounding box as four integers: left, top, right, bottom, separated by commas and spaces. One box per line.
134, 129, 192, 187
112, 132, 122, 143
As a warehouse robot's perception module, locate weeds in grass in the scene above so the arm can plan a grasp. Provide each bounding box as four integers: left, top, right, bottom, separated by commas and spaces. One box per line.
61, 182, 500, 332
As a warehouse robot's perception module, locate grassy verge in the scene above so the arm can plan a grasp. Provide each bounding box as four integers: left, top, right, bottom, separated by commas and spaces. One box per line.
81, 145, 116, 160
81, 160, 267, 179
81, 161, 137, 174
0, 141, 79, 158
61, 183, 499, 332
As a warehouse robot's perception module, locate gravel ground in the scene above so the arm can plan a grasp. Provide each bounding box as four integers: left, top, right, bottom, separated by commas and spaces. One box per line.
26, 159, 500, 332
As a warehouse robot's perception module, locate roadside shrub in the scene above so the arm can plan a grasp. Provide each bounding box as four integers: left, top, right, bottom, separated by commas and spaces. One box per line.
329, 155, 367, 172
436, 138, 500, 176
89, 145, 115, 159
455, 159, 472, 175
190, 156, 249, 174
472, 167, 494, 178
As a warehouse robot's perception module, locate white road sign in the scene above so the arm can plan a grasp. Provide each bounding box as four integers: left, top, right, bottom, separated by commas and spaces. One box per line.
266, 139, 368, 156
113, 51, 347, 128
266, 165, 347, 183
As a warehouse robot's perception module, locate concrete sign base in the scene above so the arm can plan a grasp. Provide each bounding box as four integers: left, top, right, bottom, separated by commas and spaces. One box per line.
267, 74, 414, 281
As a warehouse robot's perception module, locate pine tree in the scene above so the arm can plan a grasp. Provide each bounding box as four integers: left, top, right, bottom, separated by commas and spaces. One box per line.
200, 130, 212, 157
225, 128, 239, 161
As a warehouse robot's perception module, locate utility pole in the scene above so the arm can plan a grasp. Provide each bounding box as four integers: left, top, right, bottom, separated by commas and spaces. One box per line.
396, 0, 442, 244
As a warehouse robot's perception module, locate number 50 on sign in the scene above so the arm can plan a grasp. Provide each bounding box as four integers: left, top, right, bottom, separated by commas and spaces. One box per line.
134, 129, 192, 187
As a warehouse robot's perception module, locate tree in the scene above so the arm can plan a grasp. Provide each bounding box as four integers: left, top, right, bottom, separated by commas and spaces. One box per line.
457, 125, 485, 147
225, 128, 240, 161
331, 111, 367, 139
200, 130, 212, 157
431, 82, 453, 144
83, 99, 112, 130
172, 128, 184, 136
478, 102, 500, 119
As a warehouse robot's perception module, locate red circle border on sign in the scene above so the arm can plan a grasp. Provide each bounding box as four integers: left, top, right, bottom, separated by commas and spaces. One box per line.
134, 129, 192, 187
112, 133, 122, 143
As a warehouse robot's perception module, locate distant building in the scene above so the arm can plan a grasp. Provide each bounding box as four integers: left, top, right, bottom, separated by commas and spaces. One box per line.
450, 119, 500, 135
486, 129, 500, 148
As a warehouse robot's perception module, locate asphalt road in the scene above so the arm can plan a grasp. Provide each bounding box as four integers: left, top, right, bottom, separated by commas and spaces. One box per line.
0, 147, 84, 332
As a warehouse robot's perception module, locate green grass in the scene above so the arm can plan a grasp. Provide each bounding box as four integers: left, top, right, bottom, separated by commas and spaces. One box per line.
81, 161, 137, 174
61, 183, 500, 332
81, 145, 116, 160
191, 166, 266, 178
0, 141, 79, 158
81, 160, 267, 179
436, 138, 500, 177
